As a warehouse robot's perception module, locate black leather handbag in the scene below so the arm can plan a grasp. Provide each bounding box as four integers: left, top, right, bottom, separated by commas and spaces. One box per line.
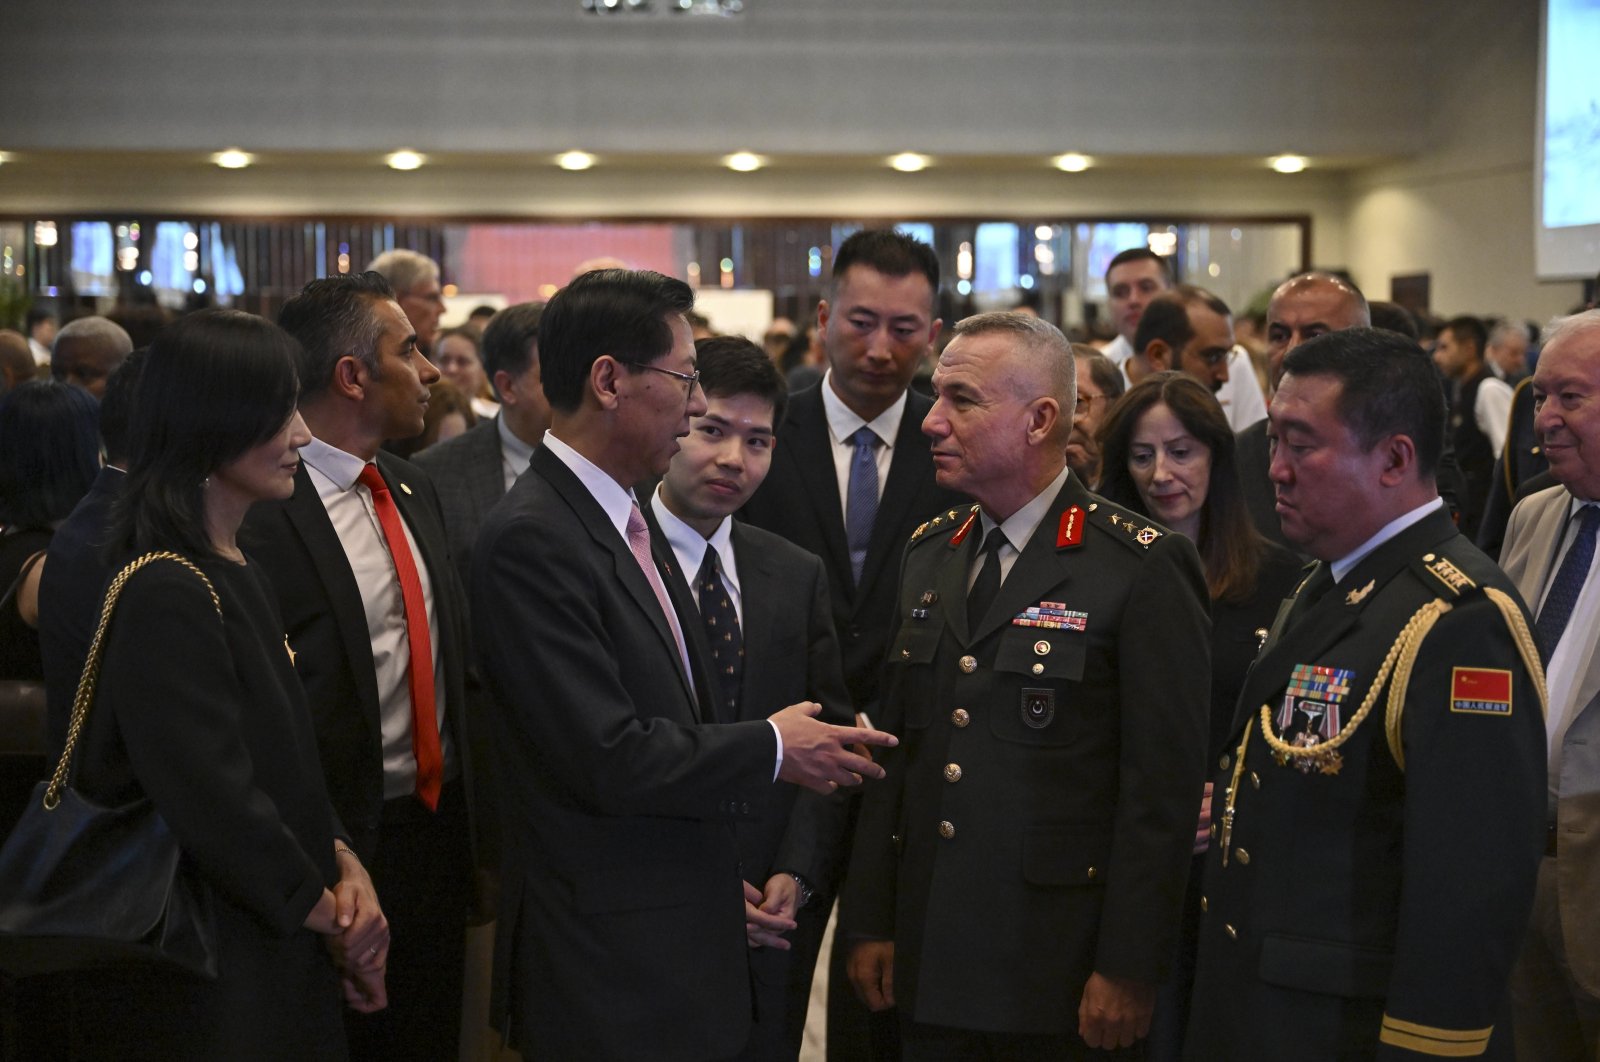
0, 551, 220, 979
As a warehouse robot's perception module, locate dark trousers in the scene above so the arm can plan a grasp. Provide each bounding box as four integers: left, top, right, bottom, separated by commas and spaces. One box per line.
344, 778, 472, 1062
905, 1021, 1144, 1062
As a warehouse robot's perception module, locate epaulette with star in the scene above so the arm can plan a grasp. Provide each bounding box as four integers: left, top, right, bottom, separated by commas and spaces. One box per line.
909, 504, 980, 546
1085, 499, 1166, 552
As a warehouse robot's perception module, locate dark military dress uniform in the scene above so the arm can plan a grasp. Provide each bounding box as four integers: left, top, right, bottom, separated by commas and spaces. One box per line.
842, 473, 1211, 1052
1186, 506, 1547, 1060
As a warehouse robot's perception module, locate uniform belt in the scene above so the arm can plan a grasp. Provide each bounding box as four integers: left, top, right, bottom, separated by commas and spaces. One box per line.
1546, 823, 1560, 858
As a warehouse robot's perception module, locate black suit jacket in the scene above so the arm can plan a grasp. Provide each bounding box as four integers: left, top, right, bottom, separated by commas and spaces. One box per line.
412, 414, 510, 587
240, 452, 475, 854
39, 465, 124, 757
473, 444, 783, 1061
844, 478, 1212, 1038
741, 383, 966, 716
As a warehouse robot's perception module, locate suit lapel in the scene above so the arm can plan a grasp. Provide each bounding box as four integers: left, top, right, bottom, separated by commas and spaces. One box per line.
472, 417, 509, 505
1512, 488, 1570, 608
783, 389, 852, 588
858, 390, 936, 604
533, 448, 699, 716
731, 523, 778, 722
282, 466, 384, 720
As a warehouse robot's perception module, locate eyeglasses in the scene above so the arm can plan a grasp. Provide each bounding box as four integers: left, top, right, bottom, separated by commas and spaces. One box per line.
1075, 392, 1107, 414
635, 362, 702, 393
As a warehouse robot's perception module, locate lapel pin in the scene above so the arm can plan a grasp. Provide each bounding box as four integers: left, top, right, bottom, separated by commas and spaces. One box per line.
400, 482, 413, 495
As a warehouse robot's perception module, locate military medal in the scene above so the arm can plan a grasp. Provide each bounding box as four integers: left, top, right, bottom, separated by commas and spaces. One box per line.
1272, 664, 1354, 774
1012, 602, 1087, 630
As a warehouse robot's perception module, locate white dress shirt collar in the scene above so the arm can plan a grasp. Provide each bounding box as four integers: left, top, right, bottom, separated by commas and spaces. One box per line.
1330, 497, 1444, 585
299, 435, 370, 490
650, 487, 741, 604
498, 414, 536, 485
540, 430, 637, 539
820, 369, 906, 450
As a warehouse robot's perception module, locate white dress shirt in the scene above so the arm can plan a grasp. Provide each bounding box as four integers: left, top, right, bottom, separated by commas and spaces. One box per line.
1330, 498, 1444, 585
497, 414, 536, 494
1474, 375, 1514, 458
970, 465, 1073, 591
820, 370, 904, 513
1102, 334, 1133, 370
1218, 347, 1270, 432
300, 436, 452, 800
1535, 498, 1600, 813
650, 489, 743, 629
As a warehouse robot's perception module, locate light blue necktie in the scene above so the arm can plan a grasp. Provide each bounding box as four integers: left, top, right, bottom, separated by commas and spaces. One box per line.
845, 427, 880, 585
1537, 505, 1600, 660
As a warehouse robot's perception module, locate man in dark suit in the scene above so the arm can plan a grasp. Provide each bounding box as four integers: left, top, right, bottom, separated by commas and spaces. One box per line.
648, 335, 855, 1059
740, 228, 965, 1057
242, 272, 477, 1062
471, 268, 897, 1061
413, 301, 547, 586
1236, 272, 1371, 548
844, 311, 1211, 1058
39, 348, 143, 754
1188, 329, 1545, 1059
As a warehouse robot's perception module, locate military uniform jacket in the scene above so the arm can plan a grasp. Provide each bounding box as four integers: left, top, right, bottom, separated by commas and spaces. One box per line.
842, 473, 1211, 1037
1187, 507, 1547, 1061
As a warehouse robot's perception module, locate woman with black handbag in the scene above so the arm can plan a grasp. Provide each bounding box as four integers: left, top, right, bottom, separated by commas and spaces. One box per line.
39, 309, 389, 1059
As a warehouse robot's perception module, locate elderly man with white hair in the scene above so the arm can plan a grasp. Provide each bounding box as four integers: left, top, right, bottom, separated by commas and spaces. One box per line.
367, 248, 445, 354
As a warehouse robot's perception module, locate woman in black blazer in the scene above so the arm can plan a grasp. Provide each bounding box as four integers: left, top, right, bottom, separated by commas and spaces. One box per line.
1096, 371, 1303, 1060
64, 310, 389, 1060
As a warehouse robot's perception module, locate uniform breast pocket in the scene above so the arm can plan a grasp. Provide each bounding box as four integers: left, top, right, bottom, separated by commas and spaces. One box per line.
988, 628, 1088, 746
886, 627, 940, 730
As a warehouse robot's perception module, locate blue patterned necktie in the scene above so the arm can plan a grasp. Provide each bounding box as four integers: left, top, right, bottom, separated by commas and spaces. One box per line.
696, 543, 743, 721
1537, 505, 1600, 660
845, 427, 881, 585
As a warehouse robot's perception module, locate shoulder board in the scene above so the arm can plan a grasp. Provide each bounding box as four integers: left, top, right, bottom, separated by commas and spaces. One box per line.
910, 504, 980, 545
1411, 549, 1479, 600
1085, 500, 1165, 551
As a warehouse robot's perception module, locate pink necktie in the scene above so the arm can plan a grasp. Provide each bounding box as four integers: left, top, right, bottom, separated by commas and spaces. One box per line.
626, 502, 693, 688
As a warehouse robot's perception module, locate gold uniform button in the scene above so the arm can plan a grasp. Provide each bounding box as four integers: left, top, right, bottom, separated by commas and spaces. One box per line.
1086, 866, 1098, 881
938, 820, 955, 839
959, 655, 977, 674
1033, 640, 1051, 656
951, 708, 970, 728
944, 763, 962, 783
1200, 895, 1208, 913
1224, 924, 1238, 940
1219, 754, 1231, 771
1235, 848, 1250, 865
1031, 663, 1045, 675
1250, 772, 1261, 790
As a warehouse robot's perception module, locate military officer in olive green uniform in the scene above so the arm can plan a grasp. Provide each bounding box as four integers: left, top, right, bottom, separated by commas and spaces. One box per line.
843, 311, 1211, 1058
1186, 329, 1547, 1060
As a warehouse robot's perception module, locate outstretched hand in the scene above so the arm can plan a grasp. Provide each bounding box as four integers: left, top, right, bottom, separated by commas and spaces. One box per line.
771, 701, 897, 795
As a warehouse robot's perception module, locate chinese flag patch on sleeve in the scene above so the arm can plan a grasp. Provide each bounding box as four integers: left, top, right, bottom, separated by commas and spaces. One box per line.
1450, 667, 1513, 716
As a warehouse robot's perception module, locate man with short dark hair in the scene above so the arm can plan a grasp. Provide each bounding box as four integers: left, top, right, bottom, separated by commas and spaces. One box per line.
25, 307, 56, 366
650, 335, 854, 1060
367, 249, 445, 354
243, 271, 478, 1062
741, 228, 965, 1057
1434, 314, 1513, 538
50, 315, 131, 398
845, 311, 1210, 1058
472, 268, 896, 1060
1129, 284, 1235, 394
1188, 327, 1546, 1060
1499, 309, 1600, 1061
414, 301, 548, 584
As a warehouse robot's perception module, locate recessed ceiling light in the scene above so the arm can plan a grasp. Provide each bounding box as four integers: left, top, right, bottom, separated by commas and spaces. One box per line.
724, 151, 764, 172
386, 150, 425, 171
1271, 154, 1307, 174
1053, 153, 1091, 173
889, 152, 928, 173
557, 150, 596, 171
213, 148, 253, 170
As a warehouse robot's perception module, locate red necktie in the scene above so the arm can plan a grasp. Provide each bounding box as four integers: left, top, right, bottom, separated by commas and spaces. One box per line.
357, 463, 443, 810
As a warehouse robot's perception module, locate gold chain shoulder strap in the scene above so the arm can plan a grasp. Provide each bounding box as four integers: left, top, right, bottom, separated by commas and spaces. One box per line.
1383, 585, 1549, 771
43, 551, 221, 810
